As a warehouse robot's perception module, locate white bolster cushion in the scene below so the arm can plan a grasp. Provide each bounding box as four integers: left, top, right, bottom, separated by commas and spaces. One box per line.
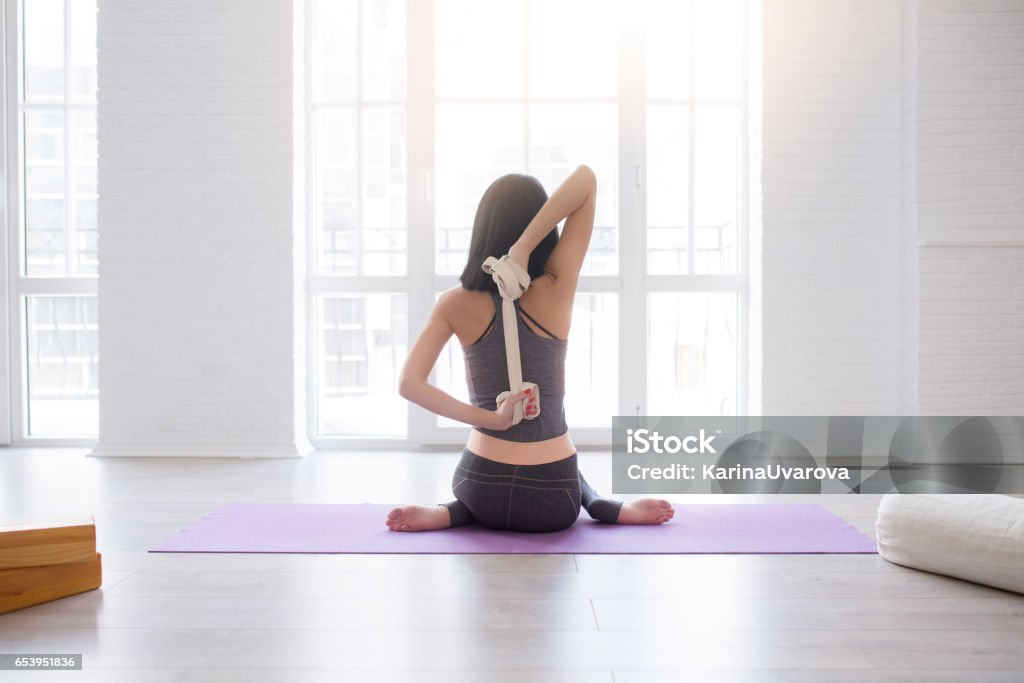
875, 493, 1024, 595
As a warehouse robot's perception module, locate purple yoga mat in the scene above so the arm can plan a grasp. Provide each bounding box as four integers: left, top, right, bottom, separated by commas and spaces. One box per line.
150, 503, 877, 554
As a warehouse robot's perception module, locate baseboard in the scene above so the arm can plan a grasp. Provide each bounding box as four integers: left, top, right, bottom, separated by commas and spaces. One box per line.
87, 442, 313, 459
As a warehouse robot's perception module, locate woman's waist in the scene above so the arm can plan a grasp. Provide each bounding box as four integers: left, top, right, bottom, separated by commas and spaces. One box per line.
466, 429, 575, 466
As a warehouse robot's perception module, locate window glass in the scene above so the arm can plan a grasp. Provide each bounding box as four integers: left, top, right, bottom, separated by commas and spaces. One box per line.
26, 296, 98, 436
24, 0, 64, 102
565, 294, 618, 426
645, 1, 689, 100
318, 294, 408, 436
528, 105, 618, 276
648, 292, 738, 416
436, 0, 524, 97
527, 0, 618, 98
694, 0, 740, 100
24, 110, 67, 276
435, 105, 523, 275
647, 105, 689, 274
694, 106, 739, 274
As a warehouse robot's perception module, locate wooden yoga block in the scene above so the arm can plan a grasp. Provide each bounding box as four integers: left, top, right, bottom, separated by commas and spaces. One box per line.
0, 553, 103, 614
0, 516, 96, 570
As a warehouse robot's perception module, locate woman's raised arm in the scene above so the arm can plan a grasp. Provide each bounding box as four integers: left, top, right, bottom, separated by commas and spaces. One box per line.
508, 164, 597, 285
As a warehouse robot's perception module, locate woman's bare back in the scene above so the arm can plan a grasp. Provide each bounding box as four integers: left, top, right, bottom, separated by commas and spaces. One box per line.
441, 275, 571, 348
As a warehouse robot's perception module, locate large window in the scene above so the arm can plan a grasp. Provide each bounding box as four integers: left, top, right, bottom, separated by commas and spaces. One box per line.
308, 0, 409, 438
6, 0, 99, 439
307, 0, 751, 444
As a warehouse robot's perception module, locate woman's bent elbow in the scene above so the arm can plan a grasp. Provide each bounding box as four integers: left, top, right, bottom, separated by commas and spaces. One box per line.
398, 377, 415, 400
576, 164, 596, 184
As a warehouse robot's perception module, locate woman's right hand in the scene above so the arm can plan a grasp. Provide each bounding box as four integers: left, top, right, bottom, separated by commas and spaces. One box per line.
489, 387, 533, 431
508, 244, 530, 273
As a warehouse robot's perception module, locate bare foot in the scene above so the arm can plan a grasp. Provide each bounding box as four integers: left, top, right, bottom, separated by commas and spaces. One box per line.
385, 504, 451, 532
617, 499, 674, 525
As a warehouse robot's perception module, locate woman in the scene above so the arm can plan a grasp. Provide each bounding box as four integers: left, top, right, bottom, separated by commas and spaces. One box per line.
389, 165, 674, 532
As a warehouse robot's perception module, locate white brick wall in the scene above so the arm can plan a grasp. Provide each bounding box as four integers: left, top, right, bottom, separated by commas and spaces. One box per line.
899, 0, 919, 414
915, 0, 1024, 244
762, 0, 905, 414
918, 248, 1024, 414
92, 0, 311, 457
913, 0, 1024, 415
762, 0, 1024, 417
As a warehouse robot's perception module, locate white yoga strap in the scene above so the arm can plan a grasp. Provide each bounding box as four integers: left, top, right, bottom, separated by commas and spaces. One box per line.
482, 255, 539, 426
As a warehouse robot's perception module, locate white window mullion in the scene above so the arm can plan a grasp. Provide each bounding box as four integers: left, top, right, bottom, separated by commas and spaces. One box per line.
2, 0, 18, 444
737, 0, 751, 416
310, 275, 411, 293
406, 0, 435, 445
618, 16, 646, 420
522, 0, 530, 172
354, 0, 364, 278
686, 0, 696, 276
63, 0, 76, 278
304, 0, 318, 443
645, 274, 746, 291
15, 278, 96, 296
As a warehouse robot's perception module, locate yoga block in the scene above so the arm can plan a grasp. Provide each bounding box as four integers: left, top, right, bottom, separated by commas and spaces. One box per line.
0, 516, 96, 570
0, 553, 102, 614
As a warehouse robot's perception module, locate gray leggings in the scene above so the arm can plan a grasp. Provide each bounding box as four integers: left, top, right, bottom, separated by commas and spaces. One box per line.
442, 449, 623, 533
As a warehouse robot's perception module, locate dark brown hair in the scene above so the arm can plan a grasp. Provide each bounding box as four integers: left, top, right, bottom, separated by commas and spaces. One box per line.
458, 173, 558, 293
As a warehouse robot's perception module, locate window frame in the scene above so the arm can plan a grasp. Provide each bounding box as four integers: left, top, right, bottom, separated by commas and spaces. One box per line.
306, 0, 752, 449
3, 0, 98, 446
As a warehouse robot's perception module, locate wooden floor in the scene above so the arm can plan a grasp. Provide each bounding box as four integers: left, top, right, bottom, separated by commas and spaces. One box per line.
1, 447, 1022, 682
